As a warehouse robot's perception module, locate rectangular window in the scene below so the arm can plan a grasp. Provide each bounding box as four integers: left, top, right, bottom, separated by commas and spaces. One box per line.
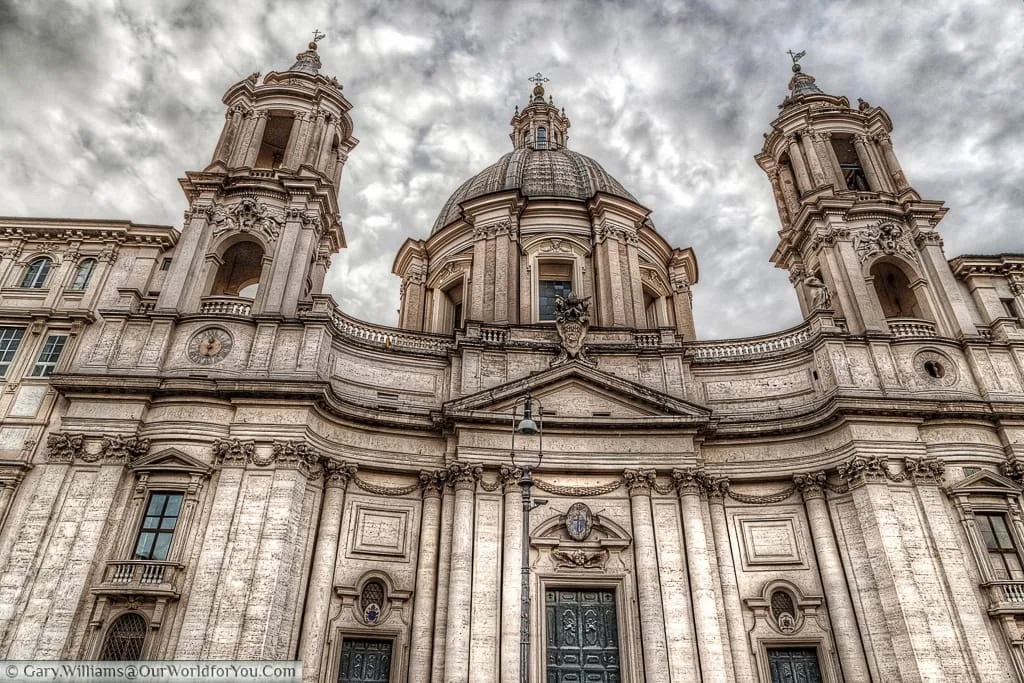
134, 492, 183, 561
161, 258, 172, 271
30, 334, 67, 377
255, 114, 295, 169
1001, 298, 1020, 320
538, 261, 573, 321
831, 134, 870, 191
0, 327, 25, 376
977, 512, 1024, 580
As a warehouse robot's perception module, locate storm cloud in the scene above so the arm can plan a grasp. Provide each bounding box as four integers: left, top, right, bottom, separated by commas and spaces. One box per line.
1, 0, 1020, 338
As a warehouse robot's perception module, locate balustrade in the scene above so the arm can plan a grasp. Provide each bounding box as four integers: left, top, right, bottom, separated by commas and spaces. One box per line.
887, 317, 937, 338
199, 296, 252, 317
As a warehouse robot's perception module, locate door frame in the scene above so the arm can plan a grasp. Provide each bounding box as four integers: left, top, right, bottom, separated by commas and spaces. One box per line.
535, 575, 642, 683
328, 632, 401, 683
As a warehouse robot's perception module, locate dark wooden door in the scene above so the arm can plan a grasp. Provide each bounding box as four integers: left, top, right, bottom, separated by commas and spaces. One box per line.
338, 639, 392, 683
545, 588, 620, 683
767, 647, 823, 683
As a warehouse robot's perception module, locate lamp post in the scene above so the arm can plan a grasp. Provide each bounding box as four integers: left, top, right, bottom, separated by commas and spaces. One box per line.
511, 391, 545, 683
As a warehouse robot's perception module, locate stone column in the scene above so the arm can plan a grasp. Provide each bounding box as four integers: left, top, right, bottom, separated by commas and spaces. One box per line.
229, 110, 256, 167
315, 117, 336, 171
793, 472, 871, 681
408, 470, 446, 681
624, 469, 670, 682
877, 134, 909, 191
242, 111, 269, 167
499, 465, 523, 683
705, 478, 756, 683
431, 484, 457, 681
800, 130, 828, 188
298, 461, 355, 683
777, 163, 800, 217
853, 134, 883, 192
768, 170, 791, 226
444, 462, 481, 683
786, 135, 813, 194
817, 132, 845, 189
672, 469, 728, 681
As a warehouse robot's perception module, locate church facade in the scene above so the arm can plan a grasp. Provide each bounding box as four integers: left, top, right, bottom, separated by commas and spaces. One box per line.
1, 39, 1024, 683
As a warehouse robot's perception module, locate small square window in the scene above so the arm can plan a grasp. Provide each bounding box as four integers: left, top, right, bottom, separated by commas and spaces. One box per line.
30, 334, 67, 377
0, 327, 25, 376
134, 492, 183, 561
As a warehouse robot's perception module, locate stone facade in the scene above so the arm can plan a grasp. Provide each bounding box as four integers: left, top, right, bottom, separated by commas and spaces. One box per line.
1, 44, 1024, 682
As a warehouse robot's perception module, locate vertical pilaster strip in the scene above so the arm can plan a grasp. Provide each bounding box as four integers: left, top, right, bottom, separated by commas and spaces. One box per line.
243, 111, 269, 167
471, 232, 487, 322
444, 463, 481, 683
706, 478, 756, 683
794, 472, 871, 681
430, 484, 457, 681
673, 469, 728, 681
624, 469, 670, 683
498, 466, 523, 683
408, 470, 446, 681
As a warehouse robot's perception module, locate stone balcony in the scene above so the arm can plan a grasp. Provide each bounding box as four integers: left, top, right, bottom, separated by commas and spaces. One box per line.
93, 560, 185, 599
199, 295, 252, 317
887, 317, 937, 338
983, 581, 1024, 615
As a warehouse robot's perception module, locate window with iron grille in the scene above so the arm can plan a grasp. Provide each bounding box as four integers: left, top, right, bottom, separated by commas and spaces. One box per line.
30, 334, 67, 377
977, 513, 1024, 580
69, 259, 96, 291
538, 261, 573, 321
134, 493, 183, 561
20, 257, 51, 288
100, 613, 147, 660
0, 327, 25, 376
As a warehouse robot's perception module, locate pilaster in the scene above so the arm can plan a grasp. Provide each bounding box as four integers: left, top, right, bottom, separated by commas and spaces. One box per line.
443, 462, 481, 683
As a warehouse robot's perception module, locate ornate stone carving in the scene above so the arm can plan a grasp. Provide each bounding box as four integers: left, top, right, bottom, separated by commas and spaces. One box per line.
418, 469, 447, 498
551, 547, 607, 569
623, 468, 657, 496
565, 502, 595, 541
706, 476, 730, 502
1001, 457, 1024, 484
1007, 274, 1024, 298
671, 467, 711, 496
902, 457, 944, 484
803, 276, 832, 310
594, 221, 638, 245
447, 462, 482, 490
272, 440, 323, 476
472, 220, 511, 240
45, 432, 85, 463
851, 221, 917, 263
551, 293, 594, 367
212, 438, 255, 466
324, 461, 358, 488
498, 464, 522, 492
207, 198, 283, 242
100, 434, 150, 464
793, 471, 827, 500
836, 456, 888, 487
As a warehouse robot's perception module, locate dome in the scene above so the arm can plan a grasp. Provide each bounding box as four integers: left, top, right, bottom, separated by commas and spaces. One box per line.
431, 147, 638, 234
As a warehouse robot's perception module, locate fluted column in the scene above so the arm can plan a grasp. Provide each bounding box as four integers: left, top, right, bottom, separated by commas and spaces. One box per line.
444, 462, 481, 683
877, 134, 909, 191
800, 129, 827, 188
794, 472, 870, 681
624, 469, 670, 682
705, 478, 756, 683
499, 465, 523, 683
786, 136, 813, 194
299, 461, 356, 683
853, 134, 883, 192
673, 469, 728, 682
408, 470, 446, 681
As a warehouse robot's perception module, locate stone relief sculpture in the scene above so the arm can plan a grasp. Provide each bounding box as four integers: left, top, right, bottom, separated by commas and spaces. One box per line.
207, 198, 283, 242
551, 292, 594, 367
852, 220, 917, 263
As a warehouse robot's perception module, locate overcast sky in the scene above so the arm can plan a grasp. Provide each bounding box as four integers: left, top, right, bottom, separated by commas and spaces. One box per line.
0, 0, 1021, 339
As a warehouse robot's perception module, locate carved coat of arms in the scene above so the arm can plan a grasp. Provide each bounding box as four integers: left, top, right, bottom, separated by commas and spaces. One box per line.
552, 293, 594, 366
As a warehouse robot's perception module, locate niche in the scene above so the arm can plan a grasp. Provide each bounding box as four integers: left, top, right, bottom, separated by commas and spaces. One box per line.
255, 113, 294, 169
211, 241, 264, 297
870, 261, 921, 318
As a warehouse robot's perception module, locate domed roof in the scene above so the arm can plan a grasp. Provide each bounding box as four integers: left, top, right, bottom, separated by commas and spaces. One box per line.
431, 147, 638, 234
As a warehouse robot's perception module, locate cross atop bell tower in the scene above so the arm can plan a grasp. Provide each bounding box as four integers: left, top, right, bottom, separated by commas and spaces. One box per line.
159, 33, 359, 318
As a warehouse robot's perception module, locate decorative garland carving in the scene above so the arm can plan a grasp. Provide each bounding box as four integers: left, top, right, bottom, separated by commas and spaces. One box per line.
100, 435, 150, 463
533, 478, 623, 497
352, 473, 421, 497
46, 432, 149, 464
726, 484, 798, 505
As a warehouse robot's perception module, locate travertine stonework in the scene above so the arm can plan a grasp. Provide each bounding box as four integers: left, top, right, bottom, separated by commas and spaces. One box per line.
1, 43, 1024, 682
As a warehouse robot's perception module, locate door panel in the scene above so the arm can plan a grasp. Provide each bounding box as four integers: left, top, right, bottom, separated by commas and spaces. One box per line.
338, 639, 392, 683
767, 647, 823, 683
546, 589, 620, 683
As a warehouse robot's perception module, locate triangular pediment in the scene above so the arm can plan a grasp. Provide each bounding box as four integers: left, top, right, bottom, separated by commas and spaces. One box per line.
444, 361, 712, 428
946, 469, 1022, 496
132, 448, 213, 477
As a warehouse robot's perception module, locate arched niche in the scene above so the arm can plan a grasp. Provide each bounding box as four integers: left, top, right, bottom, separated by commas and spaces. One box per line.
865, 256, 936, 323
209, 237, 267, 298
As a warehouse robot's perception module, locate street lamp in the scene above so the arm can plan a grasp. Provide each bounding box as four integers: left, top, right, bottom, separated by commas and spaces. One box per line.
511, 391, 545, 683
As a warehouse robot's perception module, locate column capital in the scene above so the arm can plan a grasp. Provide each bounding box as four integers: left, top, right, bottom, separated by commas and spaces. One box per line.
1002, 456, 1024, 485
903, 457, 945, 485
419, 469, 447, 498
836, 455, 888, 488
324, 461, 357, 489
706, 476, 730, 503
671, 467, 710, 497
499, 464, 523, 492
623, 468, 657, 497
448, 462, 482, 491
793, 471, 828, 500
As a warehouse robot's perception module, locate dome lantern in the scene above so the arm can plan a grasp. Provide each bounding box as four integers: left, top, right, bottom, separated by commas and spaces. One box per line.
510, 73, 571, 151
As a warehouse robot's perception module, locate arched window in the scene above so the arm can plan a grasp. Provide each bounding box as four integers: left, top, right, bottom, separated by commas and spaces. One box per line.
20, 257, 51, 289
536, 127, 547, 149
211, 241, 264, 297
870, 261, 921, 318
69, 259, 96, 291
100, 613, 147, 660
361, 579, 386, 624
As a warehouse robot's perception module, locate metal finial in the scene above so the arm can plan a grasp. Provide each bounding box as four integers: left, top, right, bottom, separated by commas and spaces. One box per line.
787, 49, 806, 72
528, 72, 550, 87
313, 29, 326, 43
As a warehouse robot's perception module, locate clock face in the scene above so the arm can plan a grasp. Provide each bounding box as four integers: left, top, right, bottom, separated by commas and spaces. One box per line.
187, 328, 233, 364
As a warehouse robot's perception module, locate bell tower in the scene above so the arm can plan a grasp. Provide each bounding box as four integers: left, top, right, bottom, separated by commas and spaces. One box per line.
158, 32, 358, 317
756, 53, 977, 337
